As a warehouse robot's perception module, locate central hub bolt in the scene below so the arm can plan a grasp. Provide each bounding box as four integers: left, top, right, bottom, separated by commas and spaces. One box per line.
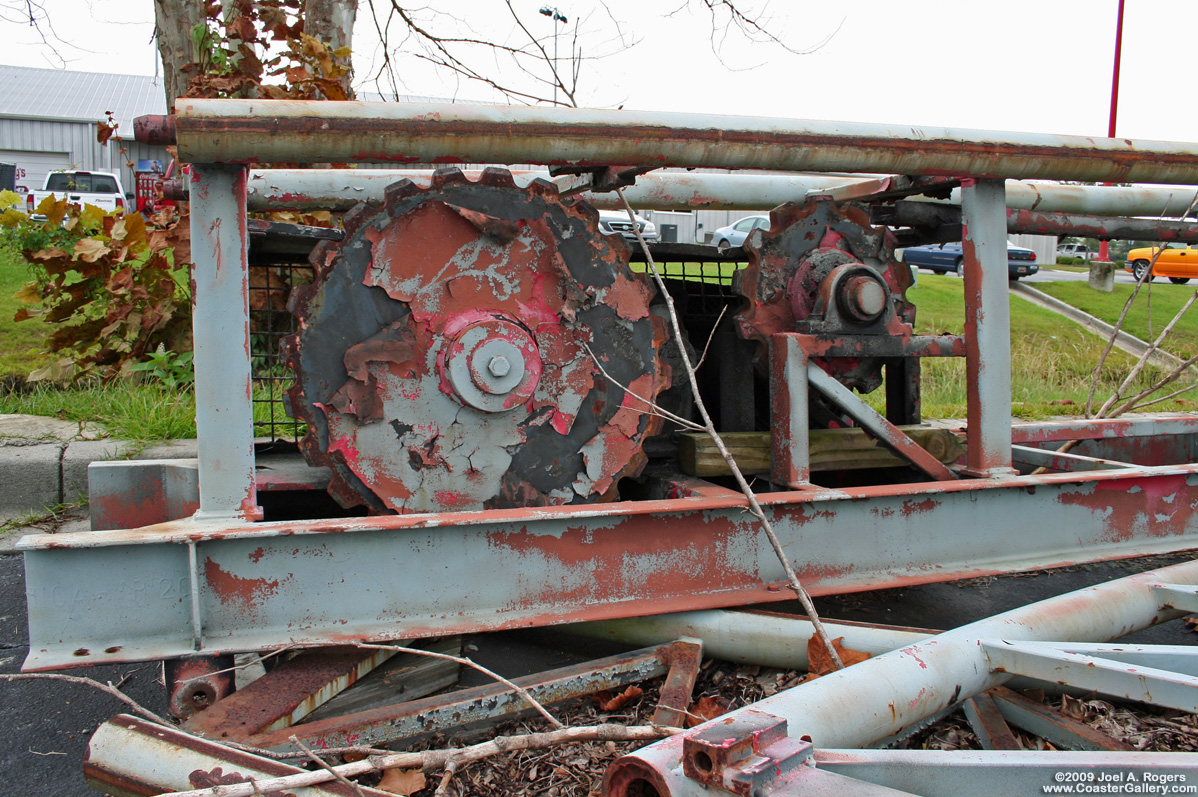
841, 275, 887, 322
488, 356, 511, 377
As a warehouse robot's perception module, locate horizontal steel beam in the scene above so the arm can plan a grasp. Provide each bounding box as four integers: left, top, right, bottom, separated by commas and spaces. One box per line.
20, 456, 1198, 670
144, 100, 1198, 184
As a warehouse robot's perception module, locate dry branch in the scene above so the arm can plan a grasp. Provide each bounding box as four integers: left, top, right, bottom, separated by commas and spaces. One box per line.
157, 724, 677, 797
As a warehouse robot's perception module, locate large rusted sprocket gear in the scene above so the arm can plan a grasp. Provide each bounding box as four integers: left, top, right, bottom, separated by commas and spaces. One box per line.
284, 168, 670, 514
734, 199, 915, 393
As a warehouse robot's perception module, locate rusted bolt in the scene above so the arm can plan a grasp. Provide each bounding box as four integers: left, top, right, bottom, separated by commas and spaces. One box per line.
841, 274, 887, 323
487, 355, 512, 378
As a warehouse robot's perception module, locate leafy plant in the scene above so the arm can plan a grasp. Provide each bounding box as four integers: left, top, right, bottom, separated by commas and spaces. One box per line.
1, 198, 192, 382
127, 344, 194, 389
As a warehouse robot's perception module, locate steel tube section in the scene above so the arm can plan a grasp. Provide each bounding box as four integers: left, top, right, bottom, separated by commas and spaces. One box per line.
84, 714, 393, 797
805, 362, 957, 481
165, 100, 1198, 184
564, 610, 931, 670
879, 200, 1198, 243
962, 179, 1015, 476
19, 460, 1198, 670
244, 169, 863, 212
189, 164, 259, 521
812, 750, 1198, 797
923, 181, 1198, 218
603, 559, 1198, 796
246, 168, 1198, 218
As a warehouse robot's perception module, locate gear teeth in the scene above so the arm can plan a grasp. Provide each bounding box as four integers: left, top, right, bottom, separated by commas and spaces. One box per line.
382, 179, 423, 208
430, 167, 467, 189
480, 167, 517, 188
340, 201, 378, 237
525, 177, 560, 198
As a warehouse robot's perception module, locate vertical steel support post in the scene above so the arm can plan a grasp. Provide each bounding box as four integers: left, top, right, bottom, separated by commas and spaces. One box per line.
770, 334, 809, 487
189, 164, 261, 520
961, 178, 1016, 476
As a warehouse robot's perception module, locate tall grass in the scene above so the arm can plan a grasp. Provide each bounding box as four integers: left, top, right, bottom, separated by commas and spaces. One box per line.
909, 276, 1187, 419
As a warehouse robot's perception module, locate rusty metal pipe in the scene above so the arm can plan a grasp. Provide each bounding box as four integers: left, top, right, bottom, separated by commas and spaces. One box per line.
603, 558, 1198, 796
147, 100, 1198, 184
875, 201, 1198, 243
565, 610, 931, 669
242, 168, 1198, 219
243, 169, 862, 212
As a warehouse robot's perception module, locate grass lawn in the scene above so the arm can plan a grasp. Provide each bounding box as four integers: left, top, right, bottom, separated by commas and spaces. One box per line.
1031, 280, 1198, 359
0, 243, 50, 379
908, 275, 1191, 419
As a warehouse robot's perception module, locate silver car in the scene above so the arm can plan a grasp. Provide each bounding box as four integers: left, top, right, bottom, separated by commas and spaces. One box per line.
710, 215, 770, 251
597, 209, 658, 243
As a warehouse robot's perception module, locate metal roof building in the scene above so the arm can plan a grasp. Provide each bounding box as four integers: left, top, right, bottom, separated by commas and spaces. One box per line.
0, 65, 169, 195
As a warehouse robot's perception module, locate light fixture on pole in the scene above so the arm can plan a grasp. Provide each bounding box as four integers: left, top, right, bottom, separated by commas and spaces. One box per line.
539, 6, 568, 106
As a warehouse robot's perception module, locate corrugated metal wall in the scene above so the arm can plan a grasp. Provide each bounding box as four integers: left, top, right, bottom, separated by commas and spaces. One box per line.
0, 117, 169, 197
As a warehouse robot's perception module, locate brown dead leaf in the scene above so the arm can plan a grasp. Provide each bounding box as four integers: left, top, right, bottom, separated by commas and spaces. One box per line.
376, 768, 426, 795
806, 636, 871, 680
686, 695, 728, 727
1183, 616, 1198, 633
1061, 694, 1087, 721
595, 685, 643, 712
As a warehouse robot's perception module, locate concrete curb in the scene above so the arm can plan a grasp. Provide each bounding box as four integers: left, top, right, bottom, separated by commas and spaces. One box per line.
1009, 282, 1188, 372
0, 431, 198, 522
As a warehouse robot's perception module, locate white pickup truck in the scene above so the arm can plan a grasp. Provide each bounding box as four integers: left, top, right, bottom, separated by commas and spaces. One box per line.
25, 170, 128, 219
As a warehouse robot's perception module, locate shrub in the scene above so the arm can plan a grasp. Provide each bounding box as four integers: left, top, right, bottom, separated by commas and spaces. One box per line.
1, 197, 192, 382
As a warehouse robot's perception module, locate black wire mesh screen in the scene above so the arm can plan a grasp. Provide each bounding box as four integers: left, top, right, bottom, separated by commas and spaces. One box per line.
248, 249, 314, 443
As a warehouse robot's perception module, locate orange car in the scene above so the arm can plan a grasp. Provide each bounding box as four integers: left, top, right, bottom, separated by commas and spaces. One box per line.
1125, 243, 1197, 284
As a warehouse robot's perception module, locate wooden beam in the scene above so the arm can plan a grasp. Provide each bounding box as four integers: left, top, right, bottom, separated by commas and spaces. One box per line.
678, 426, 964, 477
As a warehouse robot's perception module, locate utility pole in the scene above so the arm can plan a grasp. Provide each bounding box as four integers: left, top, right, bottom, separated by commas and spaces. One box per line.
1097, 0, 1126, 267
539, 6, 568, 106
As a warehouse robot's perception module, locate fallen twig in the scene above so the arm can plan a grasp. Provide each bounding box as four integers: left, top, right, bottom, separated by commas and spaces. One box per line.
157, 724, 678, 797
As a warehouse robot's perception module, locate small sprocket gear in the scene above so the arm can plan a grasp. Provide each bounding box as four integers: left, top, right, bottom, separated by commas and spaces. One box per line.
734, 199, 915, 393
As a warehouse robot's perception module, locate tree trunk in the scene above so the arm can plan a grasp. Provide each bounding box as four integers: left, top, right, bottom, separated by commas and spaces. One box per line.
304, 0, 358, 99
154, 0, 209, 111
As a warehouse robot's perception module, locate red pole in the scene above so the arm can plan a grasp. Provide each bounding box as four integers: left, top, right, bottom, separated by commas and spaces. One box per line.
1098, 0, 1126, 263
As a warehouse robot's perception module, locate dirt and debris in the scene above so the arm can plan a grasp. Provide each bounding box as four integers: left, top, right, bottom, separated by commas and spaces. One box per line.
340, 653, 1198, 796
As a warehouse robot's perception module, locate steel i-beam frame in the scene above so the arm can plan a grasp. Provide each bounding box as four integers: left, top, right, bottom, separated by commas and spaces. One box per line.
962, 178, 1015, 476
20, 102, 1198, 673
189, 164, 260, 522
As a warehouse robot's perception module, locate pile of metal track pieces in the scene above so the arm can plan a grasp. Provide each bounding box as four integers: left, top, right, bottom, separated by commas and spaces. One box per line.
602, 559, 1198, 796
83, 638, 706, 795
81, 559, 1198, 795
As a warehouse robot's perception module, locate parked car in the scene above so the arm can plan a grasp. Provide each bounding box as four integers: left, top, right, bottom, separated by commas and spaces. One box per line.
901, 241, 1039, 280
25, 169, 128, 220
710, 215, 770, 251
1057, 242, 1095, 260
1124, 243, 1196, 284
597, 209, 658, 243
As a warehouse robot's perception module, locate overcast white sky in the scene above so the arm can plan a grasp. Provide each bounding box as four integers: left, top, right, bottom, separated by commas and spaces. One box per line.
6, 0, 1197, 144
